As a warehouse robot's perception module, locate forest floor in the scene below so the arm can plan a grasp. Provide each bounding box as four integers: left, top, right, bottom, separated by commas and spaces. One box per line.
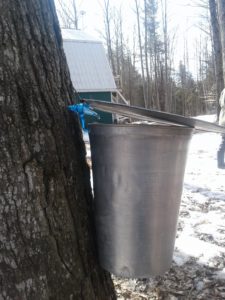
86, 116, 225, 299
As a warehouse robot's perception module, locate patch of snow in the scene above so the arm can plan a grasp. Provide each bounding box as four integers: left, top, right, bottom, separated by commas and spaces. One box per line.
82, 130, 90, 143
193, 114, 217, 122
173, 250, 190, 266
175, 236, 225, 265
214, 268, 225, 280
196, 281, 204, 291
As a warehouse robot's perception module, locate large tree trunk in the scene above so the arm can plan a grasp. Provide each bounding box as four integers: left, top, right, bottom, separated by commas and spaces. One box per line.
0, 0, 115, 299
209, 0, 224, 117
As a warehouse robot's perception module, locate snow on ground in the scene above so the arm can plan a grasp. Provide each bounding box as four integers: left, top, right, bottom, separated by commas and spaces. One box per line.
87, 115, 225, 299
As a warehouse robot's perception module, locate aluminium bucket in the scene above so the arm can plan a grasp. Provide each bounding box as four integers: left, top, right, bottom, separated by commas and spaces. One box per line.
89, 124, 193, 278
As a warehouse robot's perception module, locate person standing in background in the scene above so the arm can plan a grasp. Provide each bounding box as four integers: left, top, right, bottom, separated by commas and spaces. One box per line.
217, 89, 225, 169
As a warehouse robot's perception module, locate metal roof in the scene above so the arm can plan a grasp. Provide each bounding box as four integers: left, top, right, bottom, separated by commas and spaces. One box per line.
62, 29, 117, 92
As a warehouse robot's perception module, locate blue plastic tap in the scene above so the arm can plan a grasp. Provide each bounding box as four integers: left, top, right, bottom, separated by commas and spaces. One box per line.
68, 101, 100, 131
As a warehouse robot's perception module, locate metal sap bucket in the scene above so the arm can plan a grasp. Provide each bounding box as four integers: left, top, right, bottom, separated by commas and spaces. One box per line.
89, 124, 193, 278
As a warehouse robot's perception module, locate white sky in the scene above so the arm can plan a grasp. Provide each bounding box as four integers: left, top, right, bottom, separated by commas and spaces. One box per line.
56, 0, 210, 74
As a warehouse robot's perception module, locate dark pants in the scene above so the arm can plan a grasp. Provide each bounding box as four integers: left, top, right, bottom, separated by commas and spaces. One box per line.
217, 135, 225, 168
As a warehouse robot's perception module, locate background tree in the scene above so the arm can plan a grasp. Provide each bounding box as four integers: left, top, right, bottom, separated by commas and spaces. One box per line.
209, 0, 224, 117
0, 0, 115, 298
134, 0, 147, 107
217, 0, 225, 85
101, 0, 116, 75
56, 0, 79, 29
160, 0, 169, 110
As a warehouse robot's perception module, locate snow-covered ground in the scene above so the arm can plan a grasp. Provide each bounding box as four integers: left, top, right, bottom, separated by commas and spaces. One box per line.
175, 115, 225, 276
87, 115, 225, 299
175, 132, 225, 270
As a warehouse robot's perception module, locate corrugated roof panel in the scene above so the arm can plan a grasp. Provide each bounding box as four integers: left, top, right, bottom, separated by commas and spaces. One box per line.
62, 30, 117, 92
61, 28, 100, 43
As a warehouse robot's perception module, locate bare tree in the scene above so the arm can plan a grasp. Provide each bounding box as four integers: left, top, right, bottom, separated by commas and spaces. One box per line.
0, 0, 116, 298
56, 0, 79, 29
144, 0, 151, 107
101, 0, 116, 75
217, 0, 225, 86
134, 0, 147, 107
113, 6, 125, 85
209, 0, 224, 116
160, 0, 169, 111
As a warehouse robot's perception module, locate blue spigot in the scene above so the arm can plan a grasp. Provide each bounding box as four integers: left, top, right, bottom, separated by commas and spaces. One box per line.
68, 100, 100, 131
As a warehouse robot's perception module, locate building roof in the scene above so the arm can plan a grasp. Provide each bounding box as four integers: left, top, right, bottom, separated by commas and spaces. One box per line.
61, 29, 117, 93
62, 28, 100, 43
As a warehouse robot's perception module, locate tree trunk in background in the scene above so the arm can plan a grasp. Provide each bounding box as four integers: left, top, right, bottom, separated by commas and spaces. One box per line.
0, 0, 115, 299
134, 0, 147, 107
56, 0, 79, 29
103, 0, 116, 76
144, 0, 150, 108
209, 0, 224, 116
217, 0, 225, 86
161, 0, 169, 111
72, 0, 78, 29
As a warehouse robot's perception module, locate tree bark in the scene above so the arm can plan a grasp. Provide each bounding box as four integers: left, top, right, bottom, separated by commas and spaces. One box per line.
0, 0, 115, 299
209, 0, 224, 116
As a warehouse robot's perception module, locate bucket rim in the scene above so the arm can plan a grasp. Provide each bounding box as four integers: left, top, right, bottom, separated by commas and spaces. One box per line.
89, 123, 194, 132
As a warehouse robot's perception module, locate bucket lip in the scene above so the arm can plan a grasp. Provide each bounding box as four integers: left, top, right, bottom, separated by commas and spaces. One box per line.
89, 123, 194, 133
